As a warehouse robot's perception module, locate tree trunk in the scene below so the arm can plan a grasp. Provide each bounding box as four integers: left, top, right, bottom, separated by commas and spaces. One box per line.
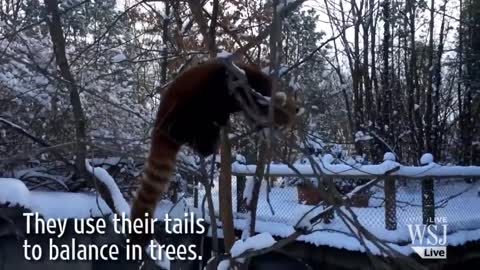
45, 0, 87, 176
384, 177, 397, 230
160, 2, 170, 85
425, 0, 435, 154
433, 0, 447, 158
352, 0, 364, 156
380, 0, 391, 158
44, 0, 116, 213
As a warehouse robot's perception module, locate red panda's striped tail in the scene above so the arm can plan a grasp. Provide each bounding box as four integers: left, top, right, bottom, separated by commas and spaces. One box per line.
130, 132, 181, 247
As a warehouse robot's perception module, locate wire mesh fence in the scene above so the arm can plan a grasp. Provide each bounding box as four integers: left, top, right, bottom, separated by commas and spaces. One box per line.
183, 175, 480, 243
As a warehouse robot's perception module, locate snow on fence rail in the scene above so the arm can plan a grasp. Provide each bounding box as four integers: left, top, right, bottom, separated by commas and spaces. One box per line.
231, 153, 480, 179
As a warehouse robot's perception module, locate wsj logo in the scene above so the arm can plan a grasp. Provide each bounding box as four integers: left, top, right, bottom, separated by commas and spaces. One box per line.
407, 217, 448, 259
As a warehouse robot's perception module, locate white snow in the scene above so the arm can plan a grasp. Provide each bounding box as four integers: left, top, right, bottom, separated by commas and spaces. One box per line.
383, 152, 396, 161
217, 259, 230, 270
276, 0, 296, 11
217, 51, 232, 59
288, 77, 301, 91
235, 154, 246, 164
146, 239, 171, 269
355, 131, 373, 142
30, 191, 112, 219
261, 65, 289, 76
111, 52, 127, 63
241, 214, 252, 240
0, 178, 30, 207
59, 0, 83, 9
230, 232, 276, 257
86, 160, 130, 215
0, 178, 113, 218
232, 154, 480, 178
420, 153, 434, 165
232, 62, 246, 75
296, 107, 305, 116
90, 157, 122, 166
14, 168, 69, 190
243, 176, 254, 204
293, 204, 326, 229
0, 162, 132, 220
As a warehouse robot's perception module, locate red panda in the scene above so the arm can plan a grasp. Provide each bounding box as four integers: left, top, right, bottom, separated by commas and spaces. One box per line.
130, 61, 299, 247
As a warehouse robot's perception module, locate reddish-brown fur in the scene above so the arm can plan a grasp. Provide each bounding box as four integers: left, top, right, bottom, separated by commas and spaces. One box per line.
130, 61, 297, 246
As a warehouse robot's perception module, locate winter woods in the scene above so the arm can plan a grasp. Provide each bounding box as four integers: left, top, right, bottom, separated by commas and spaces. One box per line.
1, 0, 478, 180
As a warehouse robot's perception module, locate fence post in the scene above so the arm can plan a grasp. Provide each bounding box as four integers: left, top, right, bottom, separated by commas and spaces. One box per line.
236, 175, 247, 213
420, 154, 435, 224
323, 177, 335, 223
422, 178, 435, 224
384, 177, 397, 230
